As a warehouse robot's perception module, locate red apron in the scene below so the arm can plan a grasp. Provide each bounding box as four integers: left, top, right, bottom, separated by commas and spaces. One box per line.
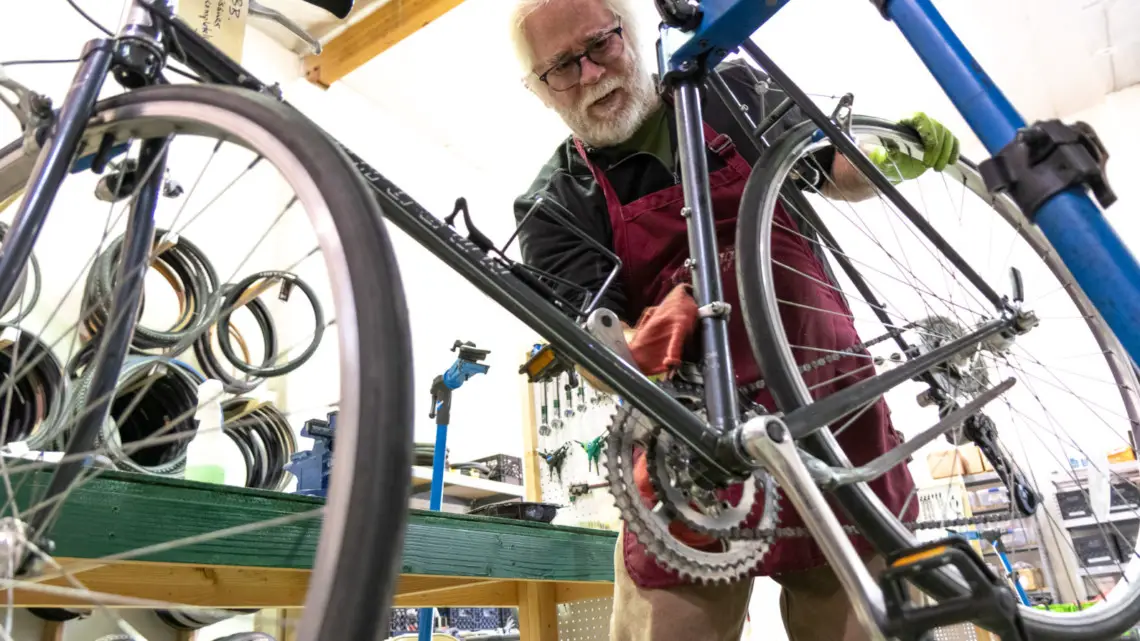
574, 121, 918, 587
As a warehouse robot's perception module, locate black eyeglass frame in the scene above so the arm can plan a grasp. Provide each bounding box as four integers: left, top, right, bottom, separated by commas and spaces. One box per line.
537, 23, 626, 92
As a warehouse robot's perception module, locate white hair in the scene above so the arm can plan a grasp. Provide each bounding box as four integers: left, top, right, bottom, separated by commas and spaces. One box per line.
507, 0, 645, 84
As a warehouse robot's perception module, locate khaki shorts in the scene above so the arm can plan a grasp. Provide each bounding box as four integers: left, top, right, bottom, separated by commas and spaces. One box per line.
609, 530, 887, 641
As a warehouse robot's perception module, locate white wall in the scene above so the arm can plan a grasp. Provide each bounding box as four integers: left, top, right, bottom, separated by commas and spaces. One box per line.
282, 79, 540, 460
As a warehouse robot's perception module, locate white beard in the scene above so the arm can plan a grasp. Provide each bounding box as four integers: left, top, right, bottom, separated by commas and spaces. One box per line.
554, 60, 660, 148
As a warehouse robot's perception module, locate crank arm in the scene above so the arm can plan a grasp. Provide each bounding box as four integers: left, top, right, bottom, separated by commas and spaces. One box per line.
801, 378, 1016, 490
738, 416, 889, 640
584, 308, 637, 367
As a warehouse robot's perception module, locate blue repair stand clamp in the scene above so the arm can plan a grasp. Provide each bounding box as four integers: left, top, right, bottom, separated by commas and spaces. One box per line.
418, 340, 491, 641
949, 528, 1031, 606
284, 412, 337, 498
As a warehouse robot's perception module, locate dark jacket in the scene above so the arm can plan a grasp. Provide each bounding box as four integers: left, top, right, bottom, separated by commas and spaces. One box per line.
512, 60, 834, 324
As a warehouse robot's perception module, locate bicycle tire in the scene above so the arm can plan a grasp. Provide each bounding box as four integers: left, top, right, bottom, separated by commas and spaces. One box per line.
735, 115, 1140, 640
0, 84, 414, 641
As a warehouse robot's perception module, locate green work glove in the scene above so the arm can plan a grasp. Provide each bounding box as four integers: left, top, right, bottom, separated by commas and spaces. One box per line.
868, 112, 961, 182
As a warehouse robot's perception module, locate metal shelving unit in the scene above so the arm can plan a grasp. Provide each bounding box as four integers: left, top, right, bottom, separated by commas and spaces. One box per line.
1051, 461, 1140, 600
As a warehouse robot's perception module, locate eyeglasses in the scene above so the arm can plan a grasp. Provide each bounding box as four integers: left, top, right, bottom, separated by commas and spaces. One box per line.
537, 24, 625, 92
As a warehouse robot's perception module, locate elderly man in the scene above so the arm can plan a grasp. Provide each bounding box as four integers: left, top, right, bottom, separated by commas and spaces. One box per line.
510, 0, 960, 639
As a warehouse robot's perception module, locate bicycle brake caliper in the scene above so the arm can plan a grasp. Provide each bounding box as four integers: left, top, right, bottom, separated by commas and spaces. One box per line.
880, 537, 1027, 641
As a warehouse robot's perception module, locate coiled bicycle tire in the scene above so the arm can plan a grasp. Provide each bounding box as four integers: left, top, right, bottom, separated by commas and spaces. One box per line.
63, 355, 204, 475
222, 397, 296, 491
0, 324, 68, 450
192, 284, 278, 394
81, 229, 220, 353
216, 270, 324, 378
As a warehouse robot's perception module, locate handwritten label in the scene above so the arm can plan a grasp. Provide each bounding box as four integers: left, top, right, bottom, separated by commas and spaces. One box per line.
177, 0, 249, 63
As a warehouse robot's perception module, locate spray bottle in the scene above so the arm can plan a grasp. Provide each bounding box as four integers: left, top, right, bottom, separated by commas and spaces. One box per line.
184, 379, 242, 486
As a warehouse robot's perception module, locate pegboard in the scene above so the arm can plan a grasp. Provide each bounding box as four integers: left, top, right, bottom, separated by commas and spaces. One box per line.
531, 374, 622, 530
557, 597, 612, 641
929, 624, 985, 641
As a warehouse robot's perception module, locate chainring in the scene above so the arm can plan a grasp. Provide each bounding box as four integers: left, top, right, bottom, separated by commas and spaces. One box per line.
604, 380, 780, 584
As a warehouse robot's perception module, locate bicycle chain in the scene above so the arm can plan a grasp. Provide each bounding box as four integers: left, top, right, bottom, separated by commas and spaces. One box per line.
739, 508, 1021, 540
733, 321, 917, 397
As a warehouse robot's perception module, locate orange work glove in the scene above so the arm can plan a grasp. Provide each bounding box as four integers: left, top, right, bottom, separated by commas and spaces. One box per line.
628, 284, 699, 377
577, 283, 699, 392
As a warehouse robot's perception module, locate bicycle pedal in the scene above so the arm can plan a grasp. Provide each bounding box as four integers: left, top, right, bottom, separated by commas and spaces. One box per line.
880, 537, 1026, 641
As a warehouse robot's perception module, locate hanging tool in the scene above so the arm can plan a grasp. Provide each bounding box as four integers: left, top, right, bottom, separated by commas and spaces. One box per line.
576, 385, 587, 413
421, 340, 490, 641
567, 480, 610, 502
564, 374, 576, 418
577, 435, 605, 474
551, 374, 564, 430
539, 442, 572, 483
539, 380, 551, 436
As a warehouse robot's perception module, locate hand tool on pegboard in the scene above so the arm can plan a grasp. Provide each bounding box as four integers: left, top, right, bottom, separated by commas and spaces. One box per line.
539, 442, 572, 483
576, 435, 605, 474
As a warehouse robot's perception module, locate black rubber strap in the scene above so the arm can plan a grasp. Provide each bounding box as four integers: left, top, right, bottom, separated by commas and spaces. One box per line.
979, 119, 1116, 221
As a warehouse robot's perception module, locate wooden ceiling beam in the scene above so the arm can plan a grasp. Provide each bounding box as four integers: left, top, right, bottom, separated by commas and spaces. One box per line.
304, 0, 467, 88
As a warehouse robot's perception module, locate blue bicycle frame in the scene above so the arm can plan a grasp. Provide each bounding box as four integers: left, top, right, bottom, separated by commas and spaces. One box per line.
662, 0, 1140, 374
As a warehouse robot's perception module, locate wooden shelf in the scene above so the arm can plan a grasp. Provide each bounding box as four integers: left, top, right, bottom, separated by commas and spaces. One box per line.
964, 471, 1002, 486
1064, 511, 1140, 529
1078, 564, 1125, 578
2, 467, 614, 609
411, 465, 525, 501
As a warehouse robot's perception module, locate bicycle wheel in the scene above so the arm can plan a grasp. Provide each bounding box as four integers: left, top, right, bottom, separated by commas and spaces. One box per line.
737, 115, 1140, 639
0, 84, 413, 640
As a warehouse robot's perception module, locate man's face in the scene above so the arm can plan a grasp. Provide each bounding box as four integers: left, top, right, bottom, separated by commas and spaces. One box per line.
523, 0, 658, 147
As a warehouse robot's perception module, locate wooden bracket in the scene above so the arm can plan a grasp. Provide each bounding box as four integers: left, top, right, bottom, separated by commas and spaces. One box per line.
304, 0, 467, 88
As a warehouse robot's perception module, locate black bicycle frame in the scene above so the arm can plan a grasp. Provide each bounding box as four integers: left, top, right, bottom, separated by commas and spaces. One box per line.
150, 2, 1010, 481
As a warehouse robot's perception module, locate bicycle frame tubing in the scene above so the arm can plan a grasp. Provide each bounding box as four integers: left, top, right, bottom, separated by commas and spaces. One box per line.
665, 0, 1140, 379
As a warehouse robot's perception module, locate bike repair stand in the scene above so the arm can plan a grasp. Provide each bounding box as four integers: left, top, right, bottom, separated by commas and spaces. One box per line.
417, 340, 490, 641
950, 528, 1032, 606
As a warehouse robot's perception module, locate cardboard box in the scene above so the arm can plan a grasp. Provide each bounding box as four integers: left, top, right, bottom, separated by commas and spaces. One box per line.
927, 449, 967, 479
960, 445, 986, 475
1017, 567, 1044, 591
1108, 446, 1136, 464
927, 446, 985, 479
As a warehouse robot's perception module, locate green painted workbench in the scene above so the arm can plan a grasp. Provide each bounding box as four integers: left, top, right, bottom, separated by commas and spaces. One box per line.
7, 468, 617, 639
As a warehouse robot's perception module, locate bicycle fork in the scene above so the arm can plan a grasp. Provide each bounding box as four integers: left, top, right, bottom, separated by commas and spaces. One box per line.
5, 22, 172, 554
